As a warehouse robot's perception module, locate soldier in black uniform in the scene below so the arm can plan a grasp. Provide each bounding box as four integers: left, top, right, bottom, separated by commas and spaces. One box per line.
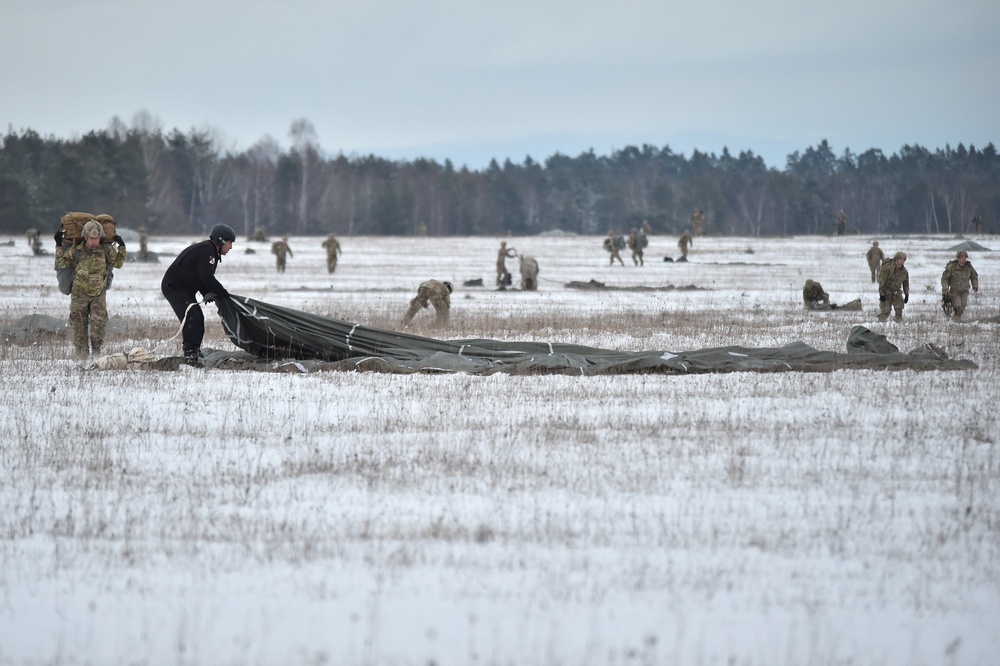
160, 224, 235, 365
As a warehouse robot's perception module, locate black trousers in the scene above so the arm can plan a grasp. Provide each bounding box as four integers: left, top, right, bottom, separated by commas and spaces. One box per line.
161, 285, 204, 357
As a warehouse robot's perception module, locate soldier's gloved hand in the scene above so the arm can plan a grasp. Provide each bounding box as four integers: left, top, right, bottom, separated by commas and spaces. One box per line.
113, 234, 126, 248
878, 293, 886, 302
903, 293, 909, 304
202, 292, 217, 304
54, 229, 65, 246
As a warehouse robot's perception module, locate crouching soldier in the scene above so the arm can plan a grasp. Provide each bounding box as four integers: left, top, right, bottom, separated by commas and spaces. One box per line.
802, 279, 831, 310
941, 250, 979, 322
402, 280, 452, 327
56, 220, 127, 358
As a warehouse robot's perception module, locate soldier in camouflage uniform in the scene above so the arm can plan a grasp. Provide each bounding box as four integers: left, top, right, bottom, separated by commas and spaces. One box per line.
604, 231, 625, 266
691, 209, 705, 236
496, 241, 516, 287
402, 280, 453, 326
865, 241, 884, 282
877, 251, 909, 322
677, 230, 693, 261
322, 233, 342, 273
627, 228, 646, 266
271, 235, 293, 273
802, 279, 831, 309
941, 249, 979, 322
55, 220, 127, 358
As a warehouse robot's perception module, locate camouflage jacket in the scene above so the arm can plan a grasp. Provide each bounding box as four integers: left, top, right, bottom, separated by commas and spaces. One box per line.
56, 243, 126, 297
271, 241, 293, 258
419, 280, 451, 306
803, 281, 829, 303
941, 260, 978, 293
322, 237, 341, 256
866, 246, 884, 266
878, 261, 909, 297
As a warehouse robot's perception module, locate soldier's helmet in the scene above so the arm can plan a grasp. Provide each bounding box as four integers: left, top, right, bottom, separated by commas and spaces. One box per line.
894, 251, 907, 261
443, 281, 453, 293
500, 241, 507, 247
872, 241, 879, 247
957, 249, 969, 258
210, 224, 237, 245
82, 220, 104, 239
805, 279, 815, 287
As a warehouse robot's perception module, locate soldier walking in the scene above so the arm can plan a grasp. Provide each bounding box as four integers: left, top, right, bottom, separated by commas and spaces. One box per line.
604, 231, 625, 266
677, 230, 693, 261
402, 280, 453, 327
271, 235, 293, 273
941, 250, 979, 322
877, 251, 909, 322
322, 233, 342, 273
865, 241, 884, 282
627, 228, 646, 266
55, 220, 127, 358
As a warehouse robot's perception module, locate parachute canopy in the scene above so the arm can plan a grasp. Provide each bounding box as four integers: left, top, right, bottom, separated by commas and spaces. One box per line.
211, 295, 975, 375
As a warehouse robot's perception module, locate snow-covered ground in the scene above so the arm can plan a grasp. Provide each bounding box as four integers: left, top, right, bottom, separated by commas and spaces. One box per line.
1, 231, 998, 665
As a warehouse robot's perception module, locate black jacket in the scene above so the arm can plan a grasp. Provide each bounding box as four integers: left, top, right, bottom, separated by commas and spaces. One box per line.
161, 239, 228, 298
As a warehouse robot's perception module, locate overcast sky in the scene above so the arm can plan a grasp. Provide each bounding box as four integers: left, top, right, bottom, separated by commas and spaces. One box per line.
3, 0, 997, 169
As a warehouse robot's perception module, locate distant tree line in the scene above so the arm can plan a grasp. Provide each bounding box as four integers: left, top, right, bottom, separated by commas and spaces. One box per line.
2, 116, 997, 237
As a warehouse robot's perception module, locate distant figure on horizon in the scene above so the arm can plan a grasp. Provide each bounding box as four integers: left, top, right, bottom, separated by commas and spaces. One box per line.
677, 230, 693, 261
691, 209, 705, 236
836, 210, 847, 236
496, 241, 516, 287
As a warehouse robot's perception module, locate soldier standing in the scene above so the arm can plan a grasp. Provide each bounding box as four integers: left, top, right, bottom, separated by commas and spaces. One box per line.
877, 251, 909, 322
691, 209, 705, 236
322, 233, 342, 274
402, 280, 453, 326
802, 279, 831, 309
520, 256, 539, 291
865, 241, 884, 282
55, 220, 127, 358
678, 230, 693, 261
496, 241, 516, 287
941, 250, 979, 322
139, 227, 149, 260
160, 224, 235, 366
271, 235, 293, 273
836, 210, 847, 236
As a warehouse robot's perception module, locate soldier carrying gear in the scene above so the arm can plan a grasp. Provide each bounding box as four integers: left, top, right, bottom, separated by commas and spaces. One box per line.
402, 280, 452, 327
56, 219, 127, 358
941, 249, 979, 322
877, 251, 909, 322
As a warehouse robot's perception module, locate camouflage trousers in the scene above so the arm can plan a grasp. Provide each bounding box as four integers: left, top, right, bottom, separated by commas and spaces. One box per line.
276, 257, 287, 273
403, 288, 449, 325
877, 291, 905, 321
949, 290, 970, 320
327, 255, 338, 273
868, 260, 880, 282
69, 290, 108, 356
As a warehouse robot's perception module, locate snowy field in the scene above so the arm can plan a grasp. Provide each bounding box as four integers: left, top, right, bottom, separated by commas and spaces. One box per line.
1, 231, 998, 665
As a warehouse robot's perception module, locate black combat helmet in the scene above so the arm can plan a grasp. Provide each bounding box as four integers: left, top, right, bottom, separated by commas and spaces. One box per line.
210, 224, 236, 246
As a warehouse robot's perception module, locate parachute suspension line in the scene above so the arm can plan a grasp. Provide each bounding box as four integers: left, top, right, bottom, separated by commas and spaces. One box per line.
165, 300, 204, 342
